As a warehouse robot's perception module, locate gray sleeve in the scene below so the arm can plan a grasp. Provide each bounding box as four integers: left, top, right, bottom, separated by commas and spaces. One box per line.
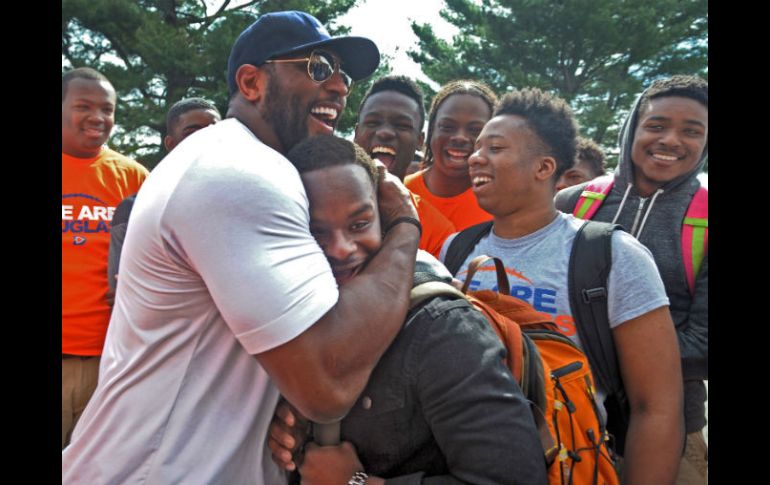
438, 232, 459, 264
607, 230, 670, 328
409, 303, 548, 485
107, 222, 128, 292
677, 253, 708, 381
107, 195, 136, 291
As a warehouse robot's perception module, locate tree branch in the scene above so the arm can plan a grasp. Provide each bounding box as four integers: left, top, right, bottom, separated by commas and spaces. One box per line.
198, 0, 234, 29
62, 50, 79, 69
89, 27, 134, 70
180, 0, 263, 29
132, 142, 163, 150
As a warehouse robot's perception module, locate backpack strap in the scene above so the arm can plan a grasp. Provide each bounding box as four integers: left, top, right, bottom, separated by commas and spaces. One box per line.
568, 220, 620, 396
443, 221, 494, 276
461, 255, 510, 294
568, 220, 629, 454
575, 177, 708, 295
572, 175, 615, 220
682, 187, 708, 295
409, 280, 466, 311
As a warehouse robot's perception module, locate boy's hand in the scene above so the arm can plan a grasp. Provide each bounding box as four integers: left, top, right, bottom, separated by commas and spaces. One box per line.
373, 159, 418, 228
299, 441, 364, 485
267, 399, 310, 471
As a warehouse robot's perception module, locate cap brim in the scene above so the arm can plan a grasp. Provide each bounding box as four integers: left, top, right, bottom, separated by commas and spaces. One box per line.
274, 36, 380, 82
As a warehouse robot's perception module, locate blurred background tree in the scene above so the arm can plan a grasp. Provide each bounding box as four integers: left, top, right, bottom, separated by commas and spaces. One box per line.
410, 0, 707, 168
62, 0, 381, 168
63, 0, 707, 171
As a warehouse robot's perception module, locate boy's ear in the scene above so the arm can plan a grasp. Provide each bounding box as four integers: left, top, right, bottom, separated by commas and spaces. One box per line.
534, 156, 557, 182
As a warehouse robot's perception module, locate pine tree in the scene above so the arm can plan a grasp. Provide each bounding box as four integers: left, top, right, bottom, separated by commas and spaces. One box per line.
409, 0, 707, 165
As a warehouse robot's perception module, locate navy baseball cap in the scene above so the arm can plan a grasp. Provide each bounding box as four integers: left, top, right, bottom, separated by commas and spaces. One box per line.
227, 11, 380, 94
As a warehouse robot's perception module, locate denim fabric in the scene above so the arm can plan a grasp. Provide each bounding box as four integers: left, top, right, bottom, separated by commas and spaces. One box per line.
339, 296, 547, 485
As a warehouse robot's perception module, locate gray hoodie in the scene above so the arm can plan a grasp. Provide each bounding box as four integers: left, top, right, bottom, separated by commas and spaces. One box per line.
555, 91, 708, 434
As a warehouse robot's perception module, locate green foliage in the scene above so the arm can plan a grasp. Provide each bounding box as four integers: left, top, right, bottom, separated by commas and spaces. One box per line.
410, 0, 707, 168
63, 0, 359, 169
336, 55, 393, 137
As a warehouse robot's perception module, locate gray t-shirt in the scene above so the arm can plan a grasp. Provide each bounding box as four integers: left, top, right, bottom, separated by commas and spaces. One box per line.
439, 213, 669, 406
441, 213, 668, 346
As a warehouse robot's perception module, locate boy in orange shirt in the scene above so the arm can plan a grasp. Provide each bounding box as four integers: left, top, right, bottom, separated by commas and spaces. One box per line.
405, 80, 497, 231
61, 67, 149, 448
353, 75, 456, 258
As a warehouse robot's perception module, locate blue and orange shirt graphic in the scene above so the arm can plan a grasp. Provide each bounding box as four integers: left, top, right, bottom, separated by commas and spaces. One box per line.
62, 193, 115, 246
456, 264, 577, 337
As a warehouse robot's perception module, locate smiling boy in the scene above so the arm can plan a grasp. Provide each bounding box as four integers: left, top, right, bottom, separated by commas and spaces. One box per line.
405, 80, 497, 231
556, 75, 709, 484
271, 134, 547, 485
61, 67, 149, 448
442, 87, 685, 484
354, 75, 455, 258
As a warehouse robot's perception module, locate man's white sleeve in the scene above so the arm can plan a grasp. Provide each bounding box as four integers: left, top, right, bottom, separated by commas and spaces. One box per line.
164, 157, 339, 354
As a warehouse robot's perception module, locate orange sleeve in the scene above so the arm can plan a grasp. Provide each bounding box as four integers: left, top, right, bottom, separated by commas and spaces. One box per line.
412, 193, 456, 259
406, 171, 490, 233
404, 171, 427, 197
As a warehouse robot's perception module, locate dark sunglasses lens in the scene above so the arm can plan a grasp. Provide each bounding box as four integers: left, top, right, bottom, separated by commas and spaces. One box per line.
309, 53, 334, 82
310, 52, 352, 87
339, 69, 353, 88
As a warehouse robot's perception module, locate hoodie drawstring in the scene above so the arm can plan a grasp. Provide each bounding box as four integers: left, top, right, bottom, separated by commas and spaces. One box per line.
611, 183, 664, 239
611, 184, 633, 225
634, 188, 664, 238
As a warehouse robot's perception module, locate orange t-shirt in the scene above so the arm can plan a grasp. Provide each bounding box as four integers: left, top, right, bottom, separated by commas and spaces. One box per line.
405, 170, 492, 232
62, 148, 149, 355
411, 192, 456, 259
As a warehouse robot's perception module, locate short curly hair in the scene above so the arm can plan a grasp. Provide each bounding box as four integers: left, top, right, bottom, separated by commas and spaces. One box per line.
62, 67, 112, 102
358, 75, 425, 129
575, 137, 606, 178
423, 80, 497, 167
165, 97, 221, 134
286, 135, 378, 188
640, 75, 708, 113
493, 88, 579, 182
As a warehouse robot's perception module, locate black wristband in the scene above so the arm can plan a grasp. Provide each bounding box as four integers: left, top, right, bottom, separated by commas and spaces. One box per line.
384, 216, 422, 237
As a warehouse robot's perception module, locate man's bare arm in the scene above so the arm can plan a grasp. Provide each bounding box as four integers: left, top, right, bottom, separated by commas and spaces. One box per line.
256, 167, 420, 423
613, 305, 684, 485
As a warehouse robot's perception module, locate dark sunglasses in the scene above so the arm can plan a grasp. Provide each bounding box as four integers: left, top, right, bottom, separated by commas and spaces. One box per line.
264, 50, 352, 88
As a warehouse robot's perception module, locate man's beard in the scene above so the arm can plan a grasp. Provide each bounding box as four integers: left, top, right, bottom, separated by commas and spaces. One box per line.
261, 75, 309, 153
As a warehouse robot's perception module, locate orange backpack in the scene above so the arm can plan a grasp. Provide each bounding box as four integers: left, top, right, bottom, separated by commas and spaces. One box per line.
410, 255, 619, 485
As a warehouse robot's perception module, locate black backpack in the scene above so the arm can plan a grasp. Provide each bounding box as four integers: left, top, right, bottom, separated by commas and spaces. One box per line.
443, 219, 631, 456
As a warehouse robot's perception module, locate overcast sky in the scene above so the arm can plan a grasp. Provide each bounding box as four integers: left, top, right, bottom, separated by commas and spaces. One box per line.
205, 0, 458, 88
336, 0, 457, 88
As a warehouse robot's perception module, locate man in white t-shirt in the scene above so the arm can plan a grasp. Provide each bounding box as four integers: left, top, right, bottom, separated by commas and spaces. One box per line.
439, 88, 685, 484
62, 11, 421, 485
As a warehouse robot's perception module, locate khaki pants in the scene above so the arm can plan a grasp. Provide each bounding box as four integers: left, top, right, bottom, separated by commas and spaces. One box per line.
675, 430, 708, 485
62, 356, 100, 448
614, 429, 708, 484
